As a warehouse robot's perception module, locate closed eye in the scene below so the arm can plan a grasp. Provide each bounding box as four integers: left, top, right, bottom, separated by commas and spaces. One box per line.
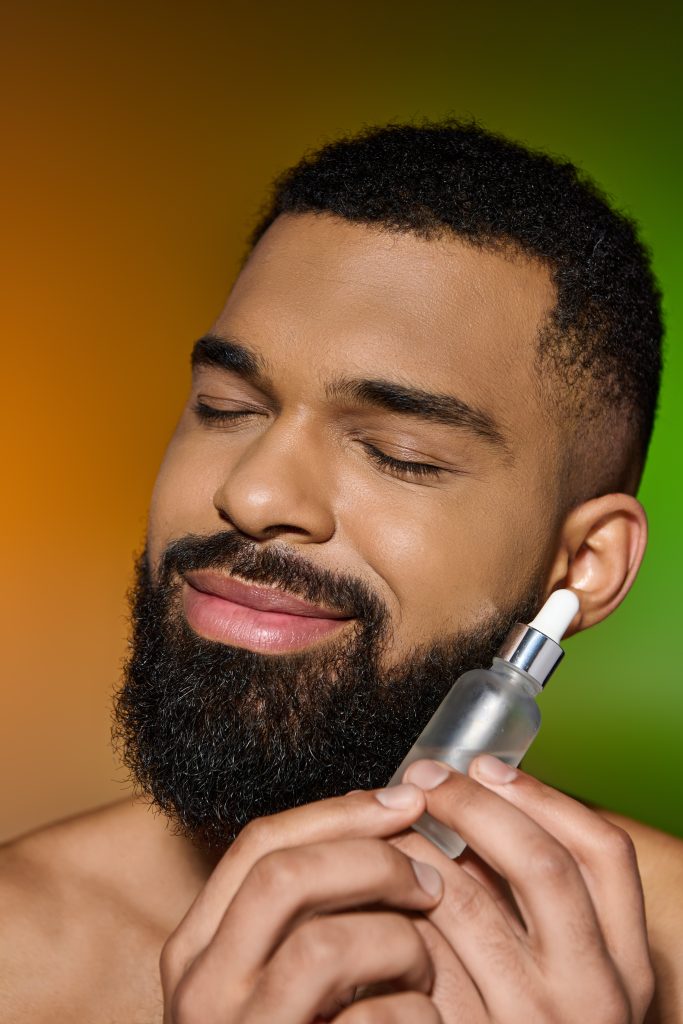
193, 402, 447, 481
361, 442, 445, 480
192, 400, 263, 424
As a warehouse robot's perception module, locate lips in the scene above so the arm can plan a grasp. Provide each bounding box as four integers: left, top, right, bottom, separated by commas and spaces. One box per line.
181, 570, 353, 654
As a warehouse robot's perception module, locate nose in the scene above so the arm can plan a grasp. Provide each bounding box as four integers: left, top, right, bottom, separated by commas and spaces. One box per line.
212, 416, 336, 544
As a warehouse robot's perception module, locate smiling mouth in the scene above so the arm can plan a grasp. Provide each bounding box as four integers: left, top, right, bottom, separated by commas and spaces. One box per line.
181, 570, 354, 654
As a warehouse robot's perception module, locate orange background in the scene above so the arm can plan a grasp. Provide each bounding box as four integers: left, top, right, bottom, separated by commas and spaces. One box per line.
2, 3, 681, 841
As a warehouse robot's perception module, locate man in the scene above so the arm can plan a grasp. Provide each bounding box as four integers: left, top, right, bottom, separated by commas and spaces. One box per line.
2, 120, 681, 1023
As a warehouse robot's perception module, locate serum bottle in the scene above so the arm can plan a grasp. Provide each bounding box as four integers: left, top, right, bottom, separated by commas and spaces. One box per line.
388, 588, 580, 858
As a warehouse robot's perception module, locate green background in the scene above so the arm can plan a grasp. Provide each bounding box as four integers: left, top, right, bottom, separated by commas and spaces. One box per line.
2, 1, 680, 839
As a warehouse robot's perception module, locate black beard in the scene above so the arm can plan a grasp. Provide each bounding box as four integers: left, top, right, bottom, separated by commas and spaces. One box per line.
112, 530, 541, 851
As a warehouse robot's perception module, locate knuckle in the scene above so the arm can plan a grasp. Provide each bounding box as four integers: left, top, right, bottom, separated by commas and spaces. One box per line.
248, 847, 301, 895
234, 814, 273, 853
601, 823, 638, 866
288, 917, 349, 970
527, 838, 574, 882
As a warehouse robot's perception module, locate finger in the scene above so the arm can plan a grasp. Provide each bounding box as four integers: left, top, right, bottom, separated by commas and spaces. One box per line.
391, 829, 526, 936
196, 838, 443, 987
391, 826, 532, 1007
335, 991, 443, 1023
164, 784, 426, 974
404, 759, 607, 967
468, 755, 653, 982
249, 912, 433, 1024
411, 915, 487, 1022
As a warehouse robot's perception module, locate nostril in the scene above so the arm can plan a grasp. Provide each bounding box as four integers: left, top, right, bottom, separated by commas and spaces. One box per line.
263, 523, 310, 537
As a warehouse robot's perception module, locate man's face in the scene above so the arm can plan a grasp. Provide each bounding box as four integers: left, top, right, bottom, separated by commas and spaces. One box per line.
117, 214, 561, 848
150, 214, 558, 655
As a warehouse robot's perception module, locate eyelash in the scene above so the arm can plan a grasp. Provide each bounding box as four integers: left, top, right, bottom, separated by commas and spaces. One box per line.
192, 401, 445, 481
193, 401, 255, 424
361, 443, 443, 479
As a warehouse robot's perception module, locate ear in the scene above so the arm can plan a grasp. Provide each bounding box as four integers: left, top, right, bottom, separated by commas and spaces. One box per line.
545, 493, 648, 636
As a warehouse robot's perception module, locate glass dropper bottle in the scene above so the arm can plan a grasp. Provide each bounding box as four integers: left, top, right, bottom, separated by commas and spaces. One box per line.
388, 589, 580, 858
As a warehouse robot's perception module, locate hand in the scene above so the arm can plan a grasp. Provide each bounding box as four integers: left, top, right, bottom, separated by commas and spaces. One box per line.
389, 756, 656, 1024
160, 783, 445, 1023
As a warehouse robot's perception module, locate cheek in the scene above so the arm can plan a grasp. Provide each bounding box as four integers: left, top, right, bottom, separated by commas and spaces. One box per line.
348, 483, 543, 648
147, 430, 225, 572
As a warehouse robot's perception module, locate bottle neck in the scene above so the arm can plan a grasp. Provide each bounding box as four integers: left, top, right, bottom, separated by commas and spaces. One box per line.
496, 623, 564, 688
491, 657, 543, 697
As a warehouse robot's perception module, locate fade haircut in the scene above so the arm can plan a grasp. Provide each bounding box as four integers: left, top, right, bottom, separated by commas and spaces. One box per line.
247, 119, 663, 500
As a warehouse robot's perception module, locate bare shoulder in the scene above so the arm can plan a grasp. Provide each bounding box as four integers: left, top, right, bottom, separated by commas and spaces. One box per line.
596, 807, 683, 1024
0, 824, 74, 1021
0, 801, 177, 1023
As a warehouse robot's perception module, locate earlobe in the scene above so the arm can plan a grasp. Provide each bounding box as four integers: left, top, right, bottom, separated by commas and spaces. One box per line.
546, 494, 648, 635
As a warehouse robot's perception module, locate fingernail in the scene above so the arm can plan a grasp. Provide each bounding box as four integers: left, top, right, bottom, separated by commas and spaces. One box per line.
411, 859, 443, 899
345, 789, 363, 795
374, 783, 421, 808
403, 759, 452, 790
473, 754, 518, 784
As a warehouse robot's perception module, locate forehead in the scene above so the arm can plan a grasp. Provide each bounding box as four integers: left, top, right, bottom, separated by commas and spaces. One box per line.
214, 213, 556, 419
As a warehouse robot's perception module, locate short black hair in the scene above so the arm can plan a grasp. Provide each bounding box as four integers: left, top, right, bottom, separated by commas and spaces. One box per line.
248, 119, 663, 494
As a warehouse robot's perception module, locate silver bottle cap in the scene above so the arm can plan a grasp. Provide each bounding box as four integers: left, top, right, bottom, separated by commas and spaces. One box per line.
496, 589, 580, 687
497, 624, 564, 687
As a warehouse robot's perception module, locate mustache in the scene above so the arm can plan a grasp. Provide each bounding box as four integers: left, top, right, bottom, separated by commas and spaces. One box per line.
154, 530, 386, 624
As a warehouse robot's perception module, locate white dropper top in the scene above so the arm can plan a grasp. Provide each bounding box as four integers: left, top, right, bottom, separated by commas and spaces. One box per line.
529, 589, 580, 643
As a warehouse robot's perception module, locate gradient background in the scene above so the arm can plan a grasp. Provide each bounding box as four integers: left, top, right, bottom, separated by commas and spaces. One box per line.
1, 2, 681, 842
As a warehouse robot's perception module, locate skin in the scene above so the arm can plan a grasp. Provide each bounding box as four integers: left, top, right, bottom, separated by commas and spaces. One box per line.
1, 212, 682, 1023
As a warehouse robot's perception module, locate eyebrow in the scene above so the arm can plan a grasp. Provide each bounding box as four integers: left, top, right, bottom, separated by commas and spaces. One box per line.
191, 333, 509, 453
191, 333, 268, 382
326, 377, 508, 451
